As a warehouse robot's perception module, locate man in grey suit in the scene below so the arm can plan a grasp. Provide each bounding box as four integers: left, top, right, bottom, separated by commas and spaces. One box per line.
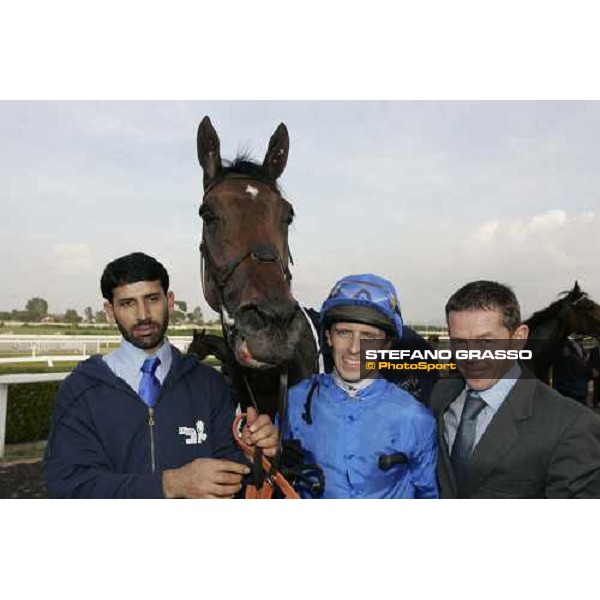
430, 280, 600, 498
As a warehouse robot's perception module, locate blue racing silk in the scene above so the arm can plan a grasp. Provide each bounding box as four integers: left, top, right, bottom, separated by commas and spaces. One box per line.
282, 374, 439, 499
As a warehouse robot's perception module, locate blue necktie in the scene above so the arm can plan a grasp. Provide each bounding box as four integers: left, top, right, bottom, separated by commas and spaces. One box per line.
450, 390, 487, 487
139, 356, 161, 408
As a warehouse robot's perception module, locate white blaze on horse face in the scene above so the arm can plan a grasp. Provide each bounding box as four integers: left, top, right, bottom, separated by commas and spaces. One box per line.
246, 185, 259, 199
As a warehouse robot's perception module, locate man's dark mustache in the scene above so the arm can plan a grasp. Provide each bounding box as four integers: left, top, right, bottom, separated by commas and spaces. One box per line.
134, 319, 158, 328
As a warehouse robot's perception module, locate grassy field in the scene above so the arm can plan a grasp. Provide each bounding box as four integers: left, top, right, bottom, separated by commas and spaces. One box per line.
0, 362, 82, 376
0, 324, 222, 336
0, 357, 221, 376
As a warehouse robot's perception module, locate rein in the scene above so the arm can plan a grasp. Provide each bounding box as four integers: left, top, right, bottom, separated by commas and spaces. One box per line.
233, 411, 300, 499
200, 174, 298, 498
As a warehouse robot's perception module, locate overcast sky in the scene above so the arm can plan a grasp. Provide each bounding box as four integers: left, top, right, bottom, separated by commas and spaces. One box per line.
2, 101, 599, 325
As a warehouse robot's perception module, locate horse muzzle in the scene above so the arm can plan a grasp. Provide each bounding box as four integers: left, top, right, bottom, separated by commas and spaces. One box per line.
230, 301, 304, 366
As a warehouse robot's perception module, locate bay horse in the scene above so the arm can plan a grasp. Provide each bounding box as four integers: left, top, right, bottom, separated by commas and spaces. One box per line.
524, 281, 600, 382
190, 116, 319, 419
188, 116, 437, 420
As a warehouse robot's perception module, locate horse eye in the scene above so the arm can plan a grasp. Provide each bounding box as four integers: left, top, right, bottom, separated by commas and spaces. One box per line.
285, 208, 295, 225
199, 205, 217, 225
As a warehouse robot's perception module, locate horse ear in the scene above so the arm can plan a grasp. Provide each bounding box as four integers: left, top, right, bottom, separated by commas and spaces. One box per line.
197, 116, 223, 190
262, 123, 289, 181
574, 280, 581, 294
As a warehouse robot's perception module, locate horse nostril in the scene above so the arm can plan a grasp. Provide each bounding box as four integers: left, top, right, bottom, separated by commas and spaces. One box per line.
239, 306, 269, 330
238, 301, 299, 331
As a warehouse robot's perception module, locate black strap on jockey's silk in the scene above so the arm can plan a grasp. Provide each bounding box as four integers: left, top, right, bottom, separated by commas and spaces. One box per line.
301, 378, 320, 425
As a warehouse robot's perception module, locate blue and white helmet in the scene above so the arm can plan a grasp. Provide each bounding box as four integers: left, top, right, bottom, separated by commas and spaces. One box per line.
320, 274, 403, 338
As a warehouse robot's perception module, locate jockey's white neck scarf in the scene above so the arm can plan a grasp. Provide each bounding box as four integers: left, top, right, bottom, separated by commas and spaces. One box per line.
333, 369, 377, 397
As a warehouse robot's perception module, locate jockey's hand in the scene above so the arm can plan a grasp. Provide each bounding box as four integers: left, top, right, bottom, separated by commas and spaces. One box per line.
162, 458, 250, 499
242, 407, 279, 458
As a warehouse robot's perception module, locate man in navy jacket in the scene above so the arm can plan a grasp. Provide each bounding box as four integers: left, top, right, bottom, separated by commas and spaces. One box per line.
44, 252, 277, 498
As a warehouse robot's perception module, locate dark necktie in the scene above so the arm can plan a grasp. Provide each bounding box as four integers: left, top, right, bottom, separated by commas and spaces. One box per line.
450, 390, 487, 487
139, 356, 161, 409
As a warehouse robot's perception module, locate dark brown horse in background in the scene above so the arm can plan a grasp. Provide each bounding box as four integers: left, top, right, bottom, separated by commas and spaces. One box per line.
189, 116, 319, 418
525, 282, 600, 382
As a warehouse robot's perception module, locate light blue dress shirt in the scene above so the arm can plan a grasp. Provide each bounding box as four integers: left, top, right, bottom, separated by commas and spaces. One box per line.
444, 362, 522, 452
103, 338, 173, 394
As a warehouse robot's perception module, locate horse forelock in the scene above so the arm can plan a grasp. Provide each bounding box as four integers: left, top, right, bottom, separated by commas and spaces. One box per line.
206, 154, 282, 194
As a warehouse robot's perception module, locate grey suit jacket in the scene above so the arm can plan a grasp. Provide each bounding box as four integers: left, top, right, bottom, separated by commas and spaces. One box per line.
430, 372, 600, 498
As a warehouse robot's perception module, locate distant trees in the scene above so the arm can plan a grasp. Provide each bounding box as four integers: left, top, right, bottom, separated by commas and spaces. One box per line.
63, 309, 82, 324
170, 301, 205, 326
191, 306, 203, 324
0, 298, 209, 328
171, 304, 205, 326
170, 309, 186, 325
0, 297, 50, 322
26, 297, 48, 321
174, 300, 188, 313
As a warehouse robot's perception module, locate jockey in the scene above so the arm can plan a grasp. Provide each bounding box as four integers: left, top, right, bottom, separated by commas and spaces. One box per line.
282, 274, 439, 499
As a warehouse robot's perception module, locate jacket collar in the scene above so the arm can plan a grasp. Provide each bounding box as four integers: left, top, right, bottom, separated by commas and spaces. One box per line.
75, 345, 197, 397
320, 372, 388, 401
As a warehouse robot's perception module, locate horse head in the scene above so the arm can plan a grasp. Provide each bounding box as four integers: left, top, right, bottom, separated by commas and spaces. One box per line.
562, 281, 600, 338
196, 116, 304, 368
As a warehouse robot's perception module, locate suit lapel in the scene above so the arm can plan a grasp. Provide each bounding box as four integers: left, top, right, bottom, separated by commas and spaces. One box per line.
463, 376, 535, 495
434, 379, 464, 498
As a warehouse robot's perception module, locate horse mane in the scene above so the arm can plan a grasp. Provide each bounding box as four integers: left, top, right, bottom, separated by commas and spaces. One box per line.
525, 297, 566, 328
220, 153, 282, 192
526, 287, 588, 328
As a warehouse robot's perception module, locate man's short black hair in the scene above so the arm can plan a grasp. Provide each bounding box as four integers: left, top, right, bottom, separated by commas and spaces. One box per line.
100, 252, 169, 302
445, 280, 522, 332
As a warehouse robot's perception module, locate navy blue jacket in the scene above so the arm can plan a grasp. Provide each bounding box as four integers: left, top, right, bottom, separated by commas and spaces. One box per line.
44, 348, 242, 498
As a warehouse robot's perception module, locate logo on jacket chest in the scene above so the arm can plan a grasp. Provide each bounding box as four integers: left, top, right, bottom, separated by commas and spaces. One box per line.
178, 420, 208, 445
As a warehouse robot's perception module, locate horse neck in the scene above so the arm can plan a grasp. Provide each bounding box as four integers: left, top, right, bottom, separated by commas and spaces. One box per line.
527, 315, 565, 341
525, 313, 571, 382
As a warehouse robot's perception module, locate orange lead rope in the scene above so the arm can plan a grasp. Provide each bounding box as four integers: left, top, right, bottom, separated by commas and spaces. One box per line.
232, 413, 300, 499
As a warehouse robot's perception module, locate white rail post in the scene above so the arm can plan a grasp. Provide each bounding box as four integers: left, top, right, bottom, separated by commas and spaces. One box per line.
0, 383, 8, 458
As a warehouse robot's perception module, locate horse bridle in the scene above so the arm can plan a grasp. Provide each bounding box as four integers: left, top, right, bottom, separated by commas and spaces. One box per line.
199, 175, 294, 315
200, 240, 292, 299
